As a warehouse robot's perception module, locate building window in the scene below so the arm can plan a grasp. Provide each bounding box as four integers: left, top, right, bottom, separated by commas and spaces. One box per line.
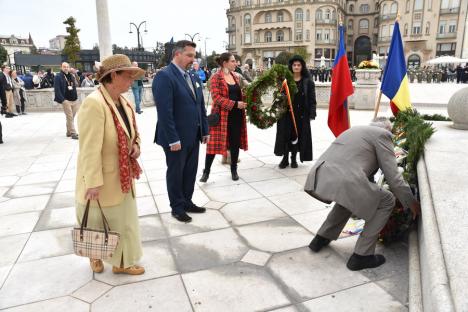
276, 30, 284, 41
441, 0, 449, 8
439, 21, 446, 34
265, 31, 272, 42
448, 22, 456, 33
348, 19, 353, 30
244, 14, 251, 26
414, 0, 423, 10
265, 12, 272, 23
295, 29, 303, 41
436, 42, 456, 56
245, 33, 251, 43
359, 19, 369, 33
349, 4, 354, 12
360, 4, 370, 13
315, 48, 323, 58
306, 29, 310, 40
277, 11, 284, 22
426, 22, 430, 34
295, 8, 303, 21
391, 2, 398, 13
412, 21, 422, 34
406, 0, 410, 12
325, 9, 331, 19
427, 0, 432, 10
382, 3, 388, 13
316, 9, 322, 20
316, 30, 322, 40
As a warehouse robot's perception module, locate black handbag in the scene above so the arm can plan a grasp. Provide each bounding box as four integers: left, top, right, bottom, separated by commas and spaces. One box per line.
207, 113, 220, 127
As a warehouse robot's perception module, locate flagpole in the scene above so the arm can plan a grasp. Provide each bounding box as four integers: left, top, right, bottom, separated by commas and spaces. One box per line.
339, 15, 351, 127
373, 90, 383, 119
374, 14, 401, 119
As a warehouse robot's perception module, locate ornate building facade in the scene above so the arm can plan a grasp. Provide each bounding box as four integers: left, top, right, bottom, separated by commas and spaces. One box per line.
226, 0, 468, 68
0, 34, 35, 65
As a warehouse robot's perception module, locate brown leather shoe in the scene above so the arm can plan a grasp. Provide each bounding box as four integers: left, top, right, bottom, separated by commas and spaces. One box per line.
112, 265, 145, 275
90, 259, 104, 273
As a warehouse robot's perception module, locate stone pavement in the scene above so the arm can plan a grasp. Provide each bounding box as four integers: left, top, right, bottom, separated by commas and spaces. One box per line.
0, 106, 444, 312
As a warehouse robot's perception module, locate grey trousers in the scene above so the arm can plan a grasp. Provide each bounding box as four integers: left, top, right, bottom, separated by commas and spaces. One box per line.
317, 188, 395, 256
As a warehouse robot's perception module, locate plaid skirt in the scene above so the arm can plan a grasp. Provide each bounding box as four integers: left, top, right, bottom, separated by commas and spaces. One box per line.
75, 192, 142, 268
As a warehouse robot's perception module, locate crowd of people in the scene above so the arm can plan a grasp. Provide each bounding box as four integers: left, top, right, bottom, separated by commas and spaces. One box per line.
68, 40, 420, 277
407, 64, 468, 83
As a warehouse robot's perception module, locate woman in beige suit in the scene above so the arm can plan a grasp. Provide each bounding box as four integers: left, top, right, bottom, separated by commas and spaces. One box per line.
76, 54, 145, 275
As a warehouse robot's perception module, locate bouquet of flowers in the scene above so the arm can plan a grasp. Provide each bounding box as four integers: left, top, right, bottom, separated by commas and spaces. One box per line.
357, 60, 380, 69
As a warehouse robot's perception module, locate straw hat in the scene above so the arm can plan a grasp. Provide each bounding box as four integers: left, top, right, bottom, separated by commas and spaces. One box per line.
95, 54, 145, 82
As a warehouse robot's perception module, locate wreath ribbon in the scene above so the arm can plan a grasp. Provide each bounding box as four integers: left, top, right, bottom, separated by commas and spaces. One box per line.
281, 79, 299, 144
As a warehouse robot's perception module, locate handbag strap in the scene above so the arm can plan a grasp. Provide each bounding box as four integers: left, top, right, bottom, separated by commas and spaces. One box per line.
79, 200, 112, 242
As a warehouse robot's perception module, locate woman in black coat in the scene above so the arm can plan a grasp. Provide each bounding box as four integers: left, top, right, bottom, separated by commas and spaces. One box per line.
274, 55, 316, 168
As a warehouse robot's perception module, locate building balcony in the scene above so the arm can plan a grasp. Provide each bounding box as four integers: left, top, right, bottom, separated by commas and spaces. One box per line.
436, 32, 457, 39
380, 13, 397, 22
316, 39, 337, 45
226, 26, 236, 33
406, 33, 427, 41
378, 36, 391, 43
252, 40, 292, 47
440, 7, 459, 14
315, 18, 337, 25
227, 44, 236, 50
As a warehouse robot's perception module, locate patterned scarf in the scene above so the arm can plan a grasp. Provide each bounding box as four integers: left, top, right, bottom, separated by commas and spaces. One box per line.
99, 87, 142, 193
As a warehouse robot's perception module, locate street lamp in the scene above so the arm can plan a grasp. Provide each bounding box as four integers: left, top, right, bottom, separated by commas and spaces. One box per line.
185, 33, 200, 42
129, 21, 147, 51
203, 37, 210, 67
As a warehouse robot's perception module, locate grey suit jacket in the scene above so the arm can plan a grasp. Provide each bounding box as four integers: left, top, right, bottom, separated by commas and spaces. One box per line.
305, 126, 416, 221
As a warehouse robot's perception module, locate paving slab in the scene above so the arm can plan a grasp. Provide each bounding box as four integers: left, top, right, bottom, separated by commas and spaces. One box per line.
299, 282, 407, 312
171, 228, 248, 272
182, 262, 291, 312
0, 195, 50, 216
72, 280, 113, 303
0, 296, 89, 312
267, 248, 369, 301
0, 254, 92, 309
161, 209, 230, 237
95, 240, 177, 286
221, 198, 286, 226
236, 218, 311, 253
92, 275, 192, 312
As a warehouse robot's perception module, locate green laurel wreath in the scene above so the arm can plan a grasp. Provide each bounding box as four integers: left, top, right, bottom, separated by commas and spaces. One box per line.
245, 64, 298, 129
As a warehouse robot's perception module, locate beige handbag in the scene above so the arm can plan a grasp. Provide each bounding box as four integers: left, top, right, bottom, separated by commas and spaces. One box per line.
72, 200, 120, 260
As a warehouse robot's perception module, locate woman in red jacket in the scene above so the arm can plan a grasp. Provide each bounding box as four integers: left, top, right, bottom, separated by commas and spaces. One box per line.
200, 53, 248, 182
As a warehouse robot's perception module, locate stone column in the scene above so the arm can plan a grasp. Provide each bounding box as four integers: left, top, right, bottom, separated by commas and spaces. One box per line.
348, 69, 381, 110
95, 0, 112, 60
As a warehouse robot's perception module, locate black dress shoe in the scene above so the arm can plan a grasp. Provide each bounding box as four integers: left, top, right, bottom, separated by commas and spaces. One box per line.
171, 211, 192, 223
185, 204, 206, 213
231, 170, 239, 181
346, 253, 386, 271
199, 169, 210, 183
308, 234, 331, 252
278, 157, 289, 169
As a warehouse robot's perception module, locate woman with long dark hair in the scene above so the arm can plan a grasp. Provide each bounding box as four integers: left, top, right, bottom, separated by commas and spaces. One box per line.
274, 55, 316, 168
200, 52, 248, 182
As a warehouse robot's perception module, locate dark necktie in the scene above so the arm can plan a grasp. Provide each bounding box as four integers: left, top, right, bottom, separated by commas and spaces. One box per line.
184, 72, 195, 97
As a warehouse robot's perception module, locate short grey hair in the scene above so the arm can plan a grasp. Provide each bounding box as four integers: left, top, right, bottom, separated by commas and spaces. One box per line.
370, 117, 392, 132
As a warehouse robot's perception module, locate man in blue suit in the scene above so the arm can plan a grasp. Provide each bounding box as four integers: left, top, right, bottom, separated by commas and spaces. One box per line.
153, 40, 209, 223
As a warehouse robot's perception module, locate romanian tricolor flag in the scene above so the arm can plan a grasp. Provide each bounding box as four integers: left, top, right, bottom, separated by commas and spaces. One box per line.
381, 22, 412, 114
328, 24, 354, 137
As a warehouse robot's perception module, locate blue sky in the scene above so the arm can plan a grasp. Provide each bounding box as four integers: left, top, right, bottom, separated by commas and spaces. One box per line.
0, 0, 230, 54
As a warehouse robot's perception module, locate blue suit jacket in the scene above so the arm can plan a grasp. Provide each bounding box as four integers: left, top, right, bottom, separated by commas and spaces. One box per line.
153, 63, 209, 148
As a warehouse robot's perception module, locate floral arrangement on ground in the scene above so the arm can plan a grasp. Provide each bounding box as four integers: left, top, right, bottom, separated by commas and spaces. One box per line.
245, 64, 298, 129
378, 109, 435, 244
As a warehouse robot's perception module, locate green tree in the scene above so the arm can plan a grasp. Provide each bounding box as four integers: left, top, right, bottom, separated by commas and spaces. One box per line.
293, 47, 311, 63
275, 51, 293, 65
0, 45, 7, 65
62, 16, 81, 66
206, 51, 219, 69
30, 44, 38, 54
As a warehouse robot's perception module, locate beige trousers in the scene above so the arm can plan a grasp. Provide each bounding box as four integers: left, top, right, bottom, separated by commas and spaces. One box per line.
62, 100, 80, 135
317, 188, 395, 256
5, 90, 14, 113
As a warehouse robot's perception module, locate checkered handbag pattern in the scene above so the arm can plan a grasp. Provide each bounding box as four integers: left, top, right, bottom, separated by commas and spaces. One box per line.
72, 200, 120, 260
